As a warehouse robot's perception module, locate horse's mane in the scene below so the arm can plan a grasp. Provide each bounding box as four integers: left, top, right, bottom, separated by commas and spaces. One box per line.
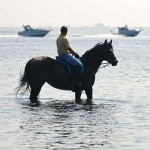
82, 42, 103, 60
81, 42, 104, 72
82, 42, 103, 58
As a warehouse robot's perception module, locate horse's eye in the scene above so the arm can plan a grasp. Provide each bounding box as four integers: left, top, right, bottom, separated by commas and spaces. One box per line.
110, 48, 113, 52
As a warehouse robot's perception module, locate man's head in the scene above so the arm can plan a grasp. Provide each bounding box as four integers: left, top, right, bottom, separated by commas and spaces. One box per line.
61, 26, 68, 35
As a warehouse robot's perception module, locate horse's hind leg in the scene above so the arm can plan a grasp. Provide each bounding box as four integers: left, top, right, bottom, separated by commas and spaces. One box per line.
29, 82, 44, 103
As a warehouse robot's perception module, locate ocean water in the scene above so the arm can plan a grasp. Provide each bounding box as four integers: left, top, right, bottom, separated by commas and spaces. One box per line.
0, 31, 150, 150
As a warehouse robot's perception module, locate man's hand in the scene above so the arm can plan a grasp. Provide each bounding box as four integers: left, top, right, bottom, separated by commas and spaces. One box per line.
68, 47, 80, 58
74, 53, 80, 58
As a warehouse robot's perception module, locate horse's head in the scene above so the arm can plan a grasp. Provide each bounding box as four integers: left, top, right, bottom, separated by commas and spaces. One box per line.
81, 39, 118, 72
101, 39, 118, 66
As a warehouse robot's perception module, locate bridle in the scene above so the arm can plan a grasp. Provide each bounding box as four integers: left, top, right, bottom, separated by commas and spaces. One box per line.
99, 62, 109, 69
99, 47, 113, 69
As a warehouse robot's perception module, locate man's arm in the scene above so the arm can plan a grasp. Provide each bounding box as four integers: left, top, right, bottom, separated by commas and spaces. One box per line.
64, 38, 80, 58
68, 48, 80, 58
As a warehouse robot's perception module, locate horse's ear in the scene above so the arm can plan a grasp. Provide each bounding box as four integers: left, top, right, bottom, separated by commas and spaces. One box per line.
104, 39, 107, 45
109, 39, 112, 44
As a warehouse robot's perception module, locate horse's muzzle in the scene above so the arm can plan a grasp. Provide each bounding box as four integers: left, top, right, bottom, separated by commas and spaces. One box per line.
112, 60, 118, 66
109, 59, 118, 66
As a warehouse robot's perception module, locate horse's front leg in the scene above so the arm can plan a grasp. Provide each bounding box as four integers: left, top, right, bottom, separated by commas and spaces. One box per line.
85, 86, 93, 104
75, 89, 82, 104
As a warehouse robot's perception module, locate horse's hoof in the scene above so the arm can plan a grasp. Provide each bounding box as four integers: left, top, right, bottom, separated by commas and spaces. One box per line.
86, 100, 93, 105
30, 101, 40, 107
75, 99, 82, 104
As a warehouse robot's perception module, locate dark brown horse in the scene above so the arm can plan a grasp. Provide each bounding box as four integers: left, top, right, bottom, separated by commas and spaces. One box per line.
16, 39, 118, 104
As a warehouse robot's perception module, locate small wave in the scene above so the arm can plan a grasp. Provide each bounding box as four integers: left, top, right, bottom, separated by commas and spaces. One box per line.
80, 34, 121, 38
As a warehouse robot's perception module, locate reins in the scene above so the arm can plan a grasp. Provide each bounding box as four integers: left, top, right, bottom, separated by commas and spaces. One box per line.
98, 62, 109, 72
96, 62, 109, 72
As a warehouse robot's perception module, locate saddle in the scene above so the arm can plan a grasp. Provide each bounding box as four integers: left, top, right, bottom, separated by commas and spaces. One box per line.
56, 57, 84, 91
56, 57, 74, 75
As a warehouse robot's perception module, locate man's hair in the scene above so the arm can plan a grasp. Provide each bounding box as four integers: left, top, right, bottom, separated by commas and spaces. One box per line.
61, 26, 68, 33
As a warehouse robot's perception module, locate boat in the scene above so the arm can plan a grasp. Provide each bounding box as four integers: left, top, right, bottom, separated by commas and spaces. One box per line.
110, 25, 142, 37
18, 25, 51, 37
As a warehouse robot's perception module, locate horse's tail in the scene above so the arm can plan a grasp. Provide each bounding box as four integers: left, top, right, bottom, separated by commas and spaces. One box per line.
16, 59, 32, 97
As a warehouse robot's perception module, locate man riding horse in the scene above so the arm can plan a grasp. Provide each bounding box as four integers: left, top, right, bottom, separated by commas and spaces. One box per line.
16, 35, 118, 104
56, 26, 83, 91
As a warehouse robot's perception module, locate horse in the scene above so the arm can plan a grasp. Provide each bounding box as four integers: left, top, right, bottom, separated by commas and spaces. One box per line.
16, 39, 118, 104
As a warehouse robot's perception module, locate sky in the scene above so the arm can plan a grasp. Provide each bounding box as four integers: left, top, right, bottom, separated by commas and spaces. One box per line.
0, 0, 150, 27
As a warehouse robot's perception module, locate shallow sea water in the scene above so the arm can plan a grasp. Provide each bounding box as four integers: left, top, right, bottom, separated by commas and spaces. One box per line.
0, 33, 150, 150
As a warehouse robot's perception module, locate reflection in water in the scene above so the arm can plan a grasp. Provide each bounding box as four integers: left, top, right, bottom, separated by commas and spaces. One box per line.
18, 99, 117, 149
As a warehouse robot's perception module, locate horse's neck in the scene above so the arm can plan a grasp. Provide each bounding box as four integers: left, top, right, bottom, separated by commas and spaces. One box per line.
90, 60, 103, 73
81, 46, 105, 73
81, 57, 103, 73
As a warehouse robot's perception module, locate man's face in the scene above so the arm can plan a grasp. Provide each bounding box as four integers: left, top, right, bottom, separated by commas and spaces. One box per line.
64, 30, 67, 35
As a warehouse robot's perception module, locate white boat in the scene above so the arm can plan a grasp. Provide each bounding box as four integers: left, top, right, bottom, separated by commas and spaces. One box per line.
110, 25, 142, 37
18, 25, 51, 37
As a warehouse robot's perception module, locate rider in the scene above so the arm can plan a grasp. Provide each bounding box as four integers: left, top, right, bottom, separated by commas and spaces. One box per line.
56, 26, 83, 90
